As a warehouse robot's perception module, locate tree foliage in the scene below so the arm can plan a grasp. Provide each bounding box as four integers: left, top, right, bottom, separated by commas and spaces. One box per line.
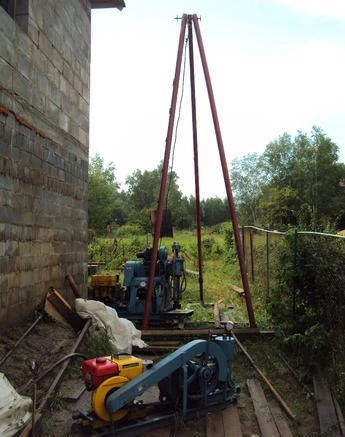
88, 127, 344, 233
230, 153, 263, 225
88, 154, 124, 232
232, 127, 345, 230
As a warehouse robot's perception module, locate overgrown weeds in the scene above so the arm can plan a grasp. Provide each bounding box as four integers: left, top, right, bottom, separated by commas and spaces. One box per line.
84, 325, 117, 358
267, 231, 345, 401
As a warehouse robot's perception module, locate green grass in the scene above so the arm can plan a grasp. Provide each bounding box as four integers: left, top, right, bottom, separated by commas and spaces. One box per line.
88, 226, 271, 328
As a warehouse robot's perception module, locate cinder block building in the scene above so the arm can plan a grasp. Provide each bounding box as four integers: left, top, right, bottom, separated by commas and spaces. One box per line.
0, 0, 124, 325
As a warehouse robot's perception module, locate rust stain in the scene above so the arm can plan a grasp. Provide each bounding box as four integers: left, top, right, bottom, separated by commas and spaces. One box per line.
0, 105, 9, 116
0, 103, 48, 140
14, 113, 45, 138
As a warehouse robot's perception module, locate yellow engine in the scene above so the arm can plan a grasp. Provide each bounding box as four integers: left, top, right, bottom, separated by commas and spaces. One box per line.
82, 354, 143, 422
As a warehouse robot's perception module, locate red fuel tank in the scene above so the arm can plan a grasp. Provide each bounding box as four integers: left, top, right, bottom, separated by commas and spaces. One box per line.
82, 357, 119, 390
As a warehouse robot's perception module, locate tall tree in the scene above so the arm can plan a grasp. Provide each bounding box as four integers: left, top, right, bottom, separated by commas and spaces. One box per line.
259, 127, 345, 229
88, 154, 122, 232
230, 153, 264, 225
125, 164, 185, 231
201, 197, 229, 226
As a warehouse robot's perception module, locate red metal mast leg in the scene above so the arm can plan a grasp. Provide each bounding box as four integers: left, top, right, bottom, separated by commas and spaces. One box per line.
192, 15, 256, 327
142, 15, 188, 330
188, 16, 204, 305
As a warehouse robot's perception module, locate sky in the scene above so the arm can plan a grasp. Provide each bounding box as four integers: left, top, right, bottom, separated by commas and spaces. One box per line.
90, 0, 345, 199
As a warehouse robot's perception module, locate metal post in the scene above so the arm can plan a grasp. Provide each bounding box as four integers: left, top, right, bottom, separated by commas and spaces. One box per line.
142, 15, 188, 330
292, 230, 298, 316
249, 229, 255, 282
265, 231, 269, 304
188, 16, 204, 305
192, 15, 256, 327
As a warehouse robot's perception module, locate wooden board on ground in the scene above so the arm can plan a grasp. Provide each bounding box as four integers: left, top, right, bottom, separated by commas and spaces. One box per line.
44, 296, 72, 330
207, 406, 243, 437
141, 425, 171, 437
222, 405, 243, 437
334, 397, 345, 436
207, 410, 224, 437
270, 405, 294, 437
214, 299, 223, 328
247, 378, 280, 437
45, 288, 85, 332
230, 284, 245, 296
60, 379, 86, 401
313, 368, 342, 436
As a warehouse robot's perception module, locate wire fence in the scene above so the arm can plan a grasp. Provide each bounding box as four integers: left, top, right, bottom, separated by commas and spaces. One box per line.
242, 226, 345, 321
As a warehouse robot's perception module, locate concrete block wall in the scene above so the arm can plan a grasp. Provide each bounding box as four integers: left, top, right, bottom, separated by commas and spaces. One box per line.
0, 0, 91, 324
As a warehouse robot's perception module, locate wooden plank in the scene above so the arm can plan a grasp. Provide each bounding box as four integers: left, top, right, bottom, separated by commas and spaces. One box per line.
142, 327, 262, 339
247, 379, 280, 437
44, 297, 72, 330
60, 380, 86, 401
47, 288, 85, 332
207, 410, 224, 437
333, 396, 345, 436
313, 369, 342, 436
141, 425, 171, 437
214, 299, 223, 328
270, 405, 294, 437
230, 284, 245, 295
222, 405, 243, 437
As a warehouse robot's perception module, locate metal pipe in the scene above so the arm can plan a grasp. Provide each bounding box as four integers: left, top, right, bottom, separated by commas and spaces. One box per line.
188, 16, 204, 305
265, 231, 269, 303
65, 273, 81, 299
0, 315, 43, 367
19, 318, 92, 437
142, 15, 188, 330
233, 333, 299, 423
192, 15, 256, 327
249, 229, 255, 282
292, 230, 298, 316
20, 353, 88, 393
242, 226, 245, 260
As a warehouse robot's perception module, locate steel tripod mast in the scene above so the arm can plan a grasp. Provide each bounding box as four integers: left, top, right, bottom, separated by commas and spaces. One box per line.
142, 14, 256, 330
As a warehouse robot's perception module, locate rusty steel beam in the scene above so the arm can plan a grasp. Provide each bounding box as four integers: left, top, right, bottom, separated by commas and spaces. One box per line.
188, 17, 204, 305
0, 315, 43, 368
142, 15, 188, 330
191, 14, 256, 328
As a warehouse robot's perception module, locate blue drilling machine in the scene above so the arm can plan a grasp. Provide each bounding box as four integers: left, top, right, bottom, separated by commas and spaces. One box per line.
90, 242, 193, 326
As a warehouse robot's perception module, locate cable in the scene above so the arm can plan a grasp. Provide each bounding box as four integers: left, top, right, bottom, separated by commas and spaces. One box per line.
162, 35, 189, 243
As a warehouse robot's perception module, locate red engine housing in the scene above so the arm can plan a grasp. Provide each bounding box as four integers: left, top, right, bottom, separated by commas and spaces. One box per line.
82, 357, 119, 390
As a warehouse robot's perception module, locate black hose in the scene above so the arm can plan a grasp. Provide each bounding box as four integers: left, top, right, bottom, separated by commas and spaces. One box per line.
20, 352, 88, 393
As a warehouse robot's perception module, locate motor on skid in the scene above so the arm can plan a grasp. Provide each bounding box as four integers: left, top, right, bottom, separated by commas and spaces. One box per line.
90, 242, 193, 325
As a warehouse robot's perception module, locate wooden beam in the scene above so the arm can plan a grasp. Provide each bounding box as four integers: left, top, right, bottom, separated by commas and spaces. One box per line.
90, 0, 125, 10
207, 410, 224, 437
46, 288, 84, 332
222, 405, 243, 437
313, 368, 342, 436
247, 379, 280, 437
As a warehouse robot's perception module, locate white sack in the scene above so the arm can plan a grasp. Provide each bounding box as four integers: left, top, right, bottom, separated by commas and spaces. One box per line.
75, 299, 147, 354
0, 373, 32, 437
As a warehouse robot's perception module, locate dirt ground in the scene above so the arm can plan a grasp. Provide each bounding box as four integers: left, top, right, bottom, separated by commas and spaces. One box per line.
0, 315, 320, 437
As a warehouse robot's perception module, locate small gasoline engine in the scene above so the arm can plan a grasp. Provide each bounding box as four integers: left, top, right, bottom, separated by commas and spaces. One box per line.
74, 330, 239, 435
90, 242, 193, 325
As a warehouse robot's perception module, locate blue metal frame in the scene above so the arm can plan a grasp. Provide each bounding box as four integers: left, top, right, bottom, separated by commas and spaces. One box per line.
106, 337, 235, 418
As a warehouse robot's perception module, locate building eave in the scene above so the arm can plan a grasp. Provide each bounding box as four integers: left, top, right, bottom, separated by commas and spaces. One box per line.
90, 0, 126, 10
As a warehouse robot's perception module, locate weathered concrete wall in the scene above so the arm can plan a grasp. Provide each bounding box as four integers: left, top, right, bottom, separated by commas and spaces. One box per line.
0, 0, 91, 324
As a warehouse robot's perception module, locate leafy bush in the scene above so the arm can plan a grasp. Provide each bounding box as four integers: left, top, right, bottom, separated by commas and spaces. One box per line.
202, 237, 216, 255
116, 224, 144, 237
268, 231, 345, 396
223, 223, 236, 262
84, 325, 117, 357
